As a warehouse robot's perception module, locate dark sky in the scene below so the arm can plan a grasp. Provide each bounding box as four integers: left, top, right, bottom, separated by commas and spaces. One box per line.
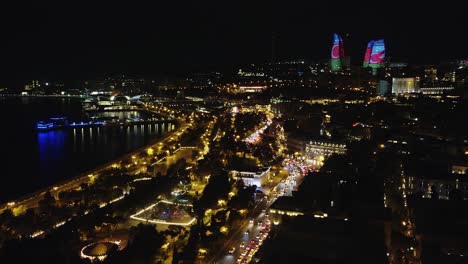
0, 2, 466, 80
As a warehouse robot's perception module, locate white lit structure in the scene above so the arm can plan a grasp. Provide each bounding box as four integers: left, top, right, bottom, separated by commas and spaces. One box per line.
392, 77, 419, 94
130, 200, 196, 226
238, 85, 268, 93
80, 241, 121, 262
452, 165, 468, 175
420, 87, 454, 95
230, 167, 271, 189
305, 140, 347, 159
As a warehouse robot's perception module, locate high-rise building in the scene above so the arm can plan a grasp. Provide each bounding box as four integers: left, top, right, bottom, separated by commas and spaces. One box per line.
363, 40, 374, 68
330, 33, 345, 72
377, 80, 390, 96
363, 39, 386, 75
369, 40, 385, 67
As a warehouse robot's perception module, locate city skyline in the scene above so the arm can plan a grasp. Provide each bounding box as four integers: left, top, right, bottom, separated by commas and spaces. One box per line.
0, 2, 466, 81
1, 3, 468, 262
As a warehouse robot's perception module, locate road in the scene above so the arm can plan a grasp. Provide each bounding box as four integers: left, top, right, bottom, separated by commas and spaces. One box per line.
207, 198, 271, 264
208, 156, 311, 264
208, 168, 290, 264
0, 163, 113, 215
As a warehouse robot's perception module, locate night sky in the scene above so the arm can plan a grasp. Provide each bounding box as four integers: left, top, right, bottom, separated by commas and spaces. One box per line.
1, 2, 466, 80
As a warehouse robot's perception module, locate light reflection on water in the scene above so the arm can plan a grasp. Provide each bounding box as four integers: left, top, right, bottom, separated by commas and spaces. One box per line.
28, 122, 172, 202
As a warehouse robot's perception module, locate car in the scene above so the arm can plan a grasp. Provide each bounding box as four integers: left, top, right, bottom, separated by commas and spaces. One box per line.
240, 242, 246, 248
229, 247, 236, 254
244, 230, 249, 235
249, 219, 254, 224
257, 220, 263, 226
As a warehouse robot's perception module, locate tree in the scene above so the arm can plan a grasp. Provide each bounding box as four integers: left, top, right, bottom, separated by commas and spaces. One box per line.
319, 154, 350, 175
167, 158, 187, 177
194, 171, 231, 214
294, 172, 333, 210
39, 191, 56, 215
107, 223, 165, 264
191, 149, 199, 161
253, 143, 274, 166
449, 189, 463, 201
430, 185, 439, 200
80, 182, 88, 192
228, 185, 256, 209
0, 209, 14, 226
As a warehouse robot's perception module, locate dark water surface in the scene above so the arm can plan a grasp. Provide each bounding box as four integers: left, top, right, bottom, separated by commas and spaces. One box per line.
0, 97, 172, 203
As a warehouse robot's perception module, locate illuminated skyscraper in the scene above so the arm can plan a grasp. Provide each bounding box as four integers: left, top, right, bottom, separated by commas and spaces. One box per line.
330, 33, 345, 72
369, 39, 385, 67
363, 40, 374, 68
363, 39, 385, 75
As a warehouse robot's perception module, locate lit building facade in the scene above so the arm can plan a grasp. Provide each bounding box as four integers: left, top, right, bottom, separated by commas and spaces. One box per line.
330, 33, 345, 72
452, 165, 468, 175
305, 140, 347, 160
238, 85, 268, 93
408, 174, 468, 200
392, 77, 420, 94
420, 86, 454, 95
363, 39, 386, 75
230, 167, 271, 189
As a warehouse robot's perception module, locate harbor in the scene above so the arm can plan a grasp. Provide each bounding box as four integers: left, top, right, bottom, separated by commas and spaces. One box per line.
0, 96, 175, 204
35, 115, 175, 131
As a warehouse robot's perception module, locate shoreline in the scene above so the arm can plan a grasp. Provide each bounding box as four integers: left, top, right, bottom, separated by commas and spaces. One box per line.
0, 115, 184, 214
1, 94, 86, 98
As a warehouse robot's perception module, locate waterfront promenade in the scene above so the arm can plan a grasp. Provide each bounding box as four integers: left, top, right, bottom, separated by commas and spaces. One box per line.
0, 111, 186, 215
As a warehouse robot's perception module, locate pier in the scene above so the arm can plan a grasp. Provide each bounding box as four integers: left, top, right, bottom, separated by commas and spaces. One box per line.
36, 117, 176, 131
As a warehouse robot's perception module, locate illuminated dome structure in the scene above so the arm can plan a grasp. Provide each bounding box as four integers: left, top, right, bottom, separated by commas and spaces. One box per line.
80, 241, 119, 262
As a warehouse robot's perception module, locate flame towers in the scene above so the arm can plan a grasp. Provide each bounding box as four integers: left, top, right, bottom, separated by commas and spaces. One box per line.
330, 33, 345, 72
363, 40, 374, 68
363, 39, 386, 75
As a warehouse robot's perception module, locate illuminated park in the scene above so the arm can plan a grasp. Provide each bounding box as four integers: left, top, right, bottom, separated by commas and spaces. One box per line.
130, 200, 196, 227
